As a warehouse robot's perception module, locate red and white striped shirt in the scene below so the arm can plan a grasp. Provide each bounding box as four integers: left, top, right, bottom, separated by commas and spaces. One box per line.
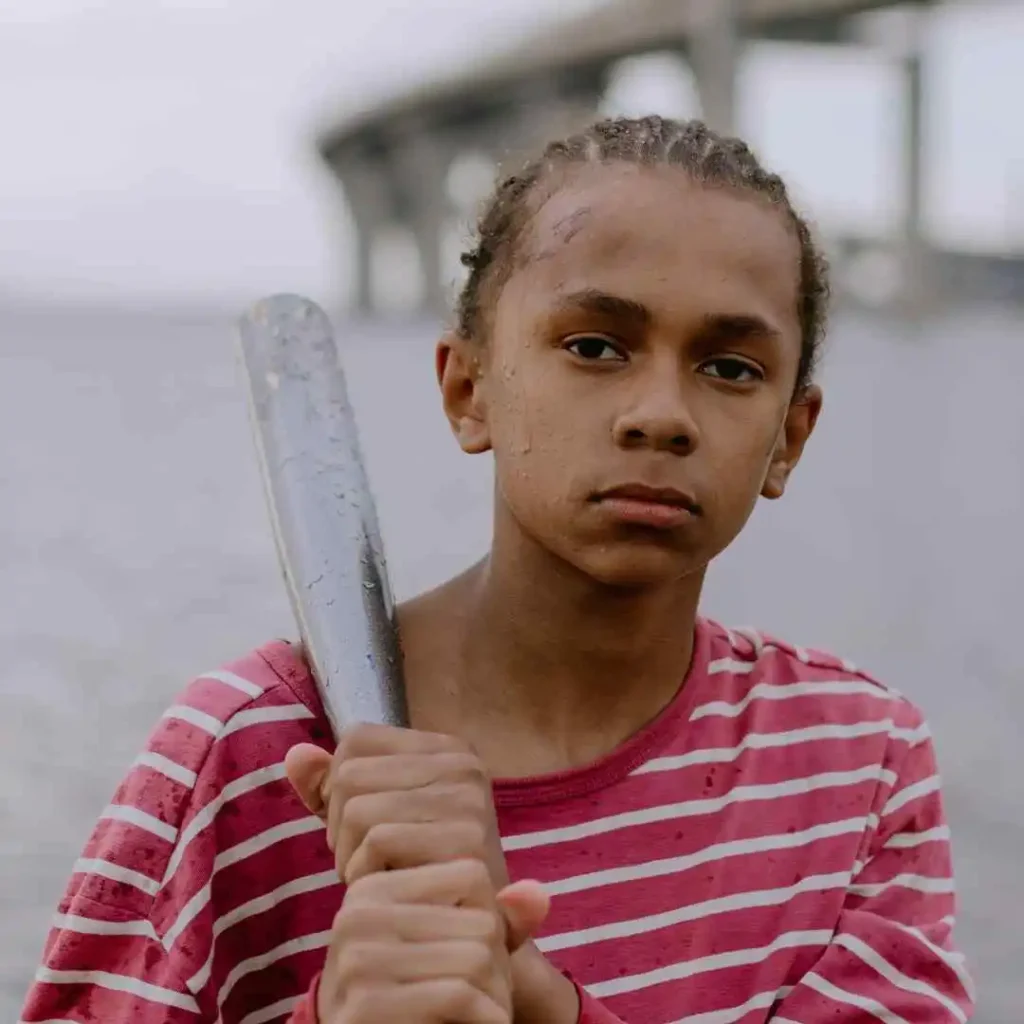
20, 618, 974, 1023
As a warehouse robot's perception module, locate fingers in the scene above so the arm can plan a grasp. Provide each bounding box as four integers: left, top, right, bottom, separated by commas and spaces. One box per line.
344, 819, 490, 885
345, 858, 497, 911
334, 903, 501, 945
284, 743, 333, 817
340, 979, 509, 1024
496, 880, 551, 954
322, 861, 513, 1024
335, 723, 472, 759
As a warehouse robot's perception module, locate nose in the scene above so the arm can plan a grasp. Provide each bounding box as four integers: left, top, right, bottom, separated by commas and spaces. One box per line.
611, 374, 700, 456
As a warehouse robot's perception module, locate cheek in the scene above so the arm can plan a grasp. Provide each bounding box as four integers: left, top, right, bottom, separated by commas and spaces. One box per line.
702, 401, 786, 497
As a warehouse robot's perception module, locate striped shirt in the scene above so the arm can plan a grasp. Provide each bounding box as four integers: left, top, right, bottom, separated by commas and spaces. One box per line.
20, 617, 974, 1024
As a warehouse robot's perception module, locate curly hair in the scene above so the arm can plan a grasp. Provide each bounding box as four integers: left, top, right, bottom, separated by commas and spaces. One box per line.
456, 115, 830, 393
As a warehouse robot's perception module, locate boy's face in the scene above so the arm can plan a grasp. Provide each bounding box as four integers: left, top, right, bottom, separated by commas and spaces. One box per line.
438, 163, 821, 588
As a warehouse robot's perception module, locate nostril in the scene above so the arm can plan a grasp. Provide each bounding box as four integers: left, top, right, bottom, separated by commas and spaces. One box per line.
626, 428, 645, 440
671, 434, 689, 447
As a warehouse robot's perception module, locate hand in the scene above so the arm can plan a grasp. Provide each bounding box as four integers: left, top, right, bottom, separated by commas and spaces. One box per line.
285, 727, 576, 1023
285, 724, 508, 890
318, 858, 513, 1023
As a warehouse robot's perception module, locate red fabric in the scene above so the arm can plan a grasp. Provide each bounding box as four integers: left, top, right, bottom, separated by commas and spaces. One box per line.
20, 620, 973, 1023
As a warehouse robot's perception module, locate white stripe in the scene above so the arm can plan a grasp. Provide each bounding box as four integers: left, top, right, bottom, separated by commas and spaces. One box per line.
72, 857, 160, 897
33, 967, 199, 1013
708, 657, 757, 675
186, 871, 338, 993
217, 930, 332, 1007
884, 825, 951, 850
239, 996, 302, 1024
804, 970, 911, 1023
692, 680, 888, 720
52, 913, 157, 940
162, 763, 288, 886
163, 881, 212, 949
100, 804, 178, 844
543, 817, 865, 897
214, 870, 339, 940
163, 704, 224, 737
214, 815, 324, 874
848, 873, 956, 898
732, 626, 765, 656
220, 704, 314, 739
133, 751, 197, 789
538, 872, 850, 952
891, 920, 975, 1001
882, 775, 941, 817
186, 948, 214, 995
636, 720, 896, 775
665, 985, 794, 1024
587, 929, 832, 998
200, 669, 263, 698
835, 933, 968, 1022
502, 765, 894, 852
164, 816, 326, 957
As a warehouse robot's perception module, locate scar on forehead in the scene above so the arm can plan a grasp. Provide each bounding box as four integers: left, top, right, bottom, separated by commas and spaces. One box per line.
524, 205, 594, 265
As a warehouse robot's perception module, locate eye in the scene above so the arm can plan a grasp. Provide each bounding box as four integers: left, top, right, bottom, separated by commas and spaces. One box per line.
564, 335, 627, 362
699, 357, 764, 383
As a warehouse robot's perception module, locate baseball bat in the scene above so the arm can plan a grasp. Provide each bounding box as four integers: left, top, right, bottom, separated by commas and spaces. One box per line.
236, 294, 408, 736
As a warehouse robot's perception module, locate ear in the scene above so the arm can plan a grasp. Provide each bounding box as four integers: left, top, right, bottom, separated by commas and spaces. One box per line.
436, 332, 491, 455
762, 385, 823, 500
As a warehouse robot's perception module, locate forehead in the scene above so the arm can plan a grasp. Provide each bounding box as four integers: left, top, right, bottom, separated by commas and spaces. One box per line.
508, 163, 802, 336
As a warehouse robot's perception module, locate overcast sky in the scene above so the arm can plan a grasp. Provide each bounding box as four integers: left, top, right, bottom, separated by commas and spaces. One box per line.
0, 0, 1021, 308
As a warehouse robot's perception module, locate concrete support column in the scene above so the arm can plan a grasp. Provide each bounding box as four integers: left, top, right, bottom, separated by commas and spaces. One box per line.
391, 130, 453, 316
688, 0, 742, 136
337, 158, 392, 316
900, 41, 930, 314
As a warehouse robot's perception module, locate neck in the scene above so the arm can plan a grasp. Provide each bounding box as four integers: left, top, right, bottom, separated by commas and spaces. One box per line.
403, 505, 703, 776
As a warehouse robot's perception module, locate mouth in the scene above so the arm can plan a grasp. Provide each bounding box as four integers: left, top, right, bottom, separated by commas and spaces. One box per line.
591, 484, 702, 529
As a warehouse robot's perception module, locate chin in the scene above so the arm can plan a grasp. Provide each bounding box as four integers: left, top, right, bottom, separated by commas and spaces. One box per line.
573, 544, 703, 591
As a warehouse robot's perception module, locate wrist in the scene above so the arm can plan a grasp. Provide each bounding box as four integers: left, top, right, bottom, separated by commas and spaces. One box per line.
512, 942, 580, 1024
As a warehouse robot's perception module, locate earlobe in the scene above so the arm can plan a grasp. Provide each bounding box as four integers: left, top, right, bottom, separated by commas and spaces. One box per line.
761, 385, 823, 501
436, 333, 492, 455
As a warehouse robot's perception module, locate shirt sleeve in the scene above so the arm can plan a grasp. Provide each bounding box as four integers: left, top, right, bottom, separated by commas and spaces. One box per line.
19, 687, 217, 1022
557, 710, 975, 1024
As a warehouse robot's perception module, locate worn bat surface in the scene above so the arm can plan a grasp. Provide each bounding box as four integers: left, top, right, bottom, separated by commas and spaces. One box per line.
237, 294, 408, 735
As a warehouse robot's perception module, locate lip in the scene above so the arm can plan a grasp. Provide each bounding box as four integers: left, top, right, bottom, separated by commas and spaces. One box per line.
592, 484, 701, 529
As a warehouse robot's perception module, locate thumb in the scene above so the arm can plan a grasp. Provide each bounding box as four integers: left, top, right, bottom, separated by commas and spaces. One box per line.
284, 743, 333, 818
496, 879, 551, 953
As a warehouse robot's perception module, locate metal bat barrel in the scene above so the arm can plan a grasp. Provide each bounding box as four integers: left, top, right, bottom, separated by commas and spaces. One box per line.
237, 294, 408, 736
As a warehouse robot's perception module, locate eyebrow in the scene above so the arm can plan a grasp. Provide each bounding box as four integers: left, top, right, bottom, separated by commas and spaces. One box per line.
697, 312, 783, 342
551, 289, 653, 326
551, 289, 782, 341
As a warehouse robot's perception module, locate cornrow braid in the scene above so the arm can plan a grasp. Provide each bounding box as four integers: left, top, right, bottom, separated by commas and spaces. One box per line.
456, 115, 830, 394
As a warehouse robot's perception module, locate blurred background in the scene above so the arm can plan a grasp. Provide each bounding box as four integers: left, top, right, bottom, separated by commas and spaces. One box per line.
1, 0, 1021, 1020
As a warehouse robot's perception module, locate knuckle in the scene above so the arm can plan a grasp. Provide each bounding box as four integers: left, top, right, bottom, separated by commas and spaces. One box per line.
361, 823, 400, 864
463, 939, 495, 984
332, 902, 377, 938
340, 792, 374, 831
334, 940, 376, 985
456, 857, 492, 890
341, 985, 378, 1023
454, 817, 489, 856
438, 978, 480, 1017
344, 871, 384, 906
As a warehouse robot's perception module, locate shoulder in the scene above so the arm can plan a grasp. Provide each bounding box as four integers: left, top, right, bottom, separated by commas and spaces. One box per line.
698, 617, 928, 739
68, 640, 333, 917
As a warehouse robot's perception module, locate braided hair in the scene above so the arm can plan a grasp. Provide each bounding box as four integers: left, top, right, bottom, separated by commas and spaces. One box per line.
456, 115, 830, 394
